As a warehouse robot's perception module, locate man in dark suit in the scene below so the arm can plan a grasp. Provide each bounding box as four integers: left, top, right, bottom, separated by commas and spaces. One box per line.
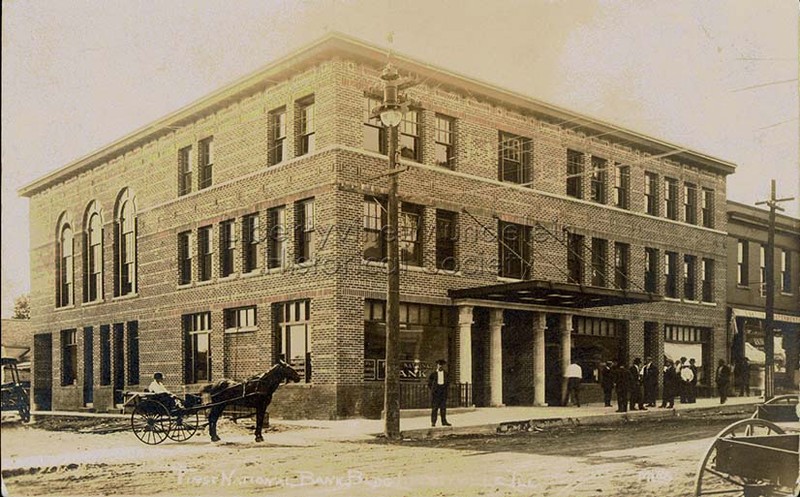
428, 359, 451, 427
614, 361, 629, 412
629, 358, 646, 411
600, 361, 615, 407
715, 359, 731, 404
659, 358, 676, 409
642, 357, 659, 407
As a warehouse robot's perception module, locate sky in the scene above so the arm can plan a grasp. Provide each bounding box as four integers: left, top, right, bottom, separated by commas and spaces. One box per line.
2, 0, 798, 318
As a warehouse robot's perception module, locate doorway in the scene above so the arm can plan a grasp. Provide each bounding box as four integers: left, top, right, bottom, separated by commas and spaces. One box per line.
33, 333, 53, 410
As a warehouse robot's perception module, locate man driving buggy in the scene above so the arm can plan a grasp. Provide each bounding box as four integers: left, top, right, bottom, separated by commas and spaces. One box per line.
148, 372, 183, 412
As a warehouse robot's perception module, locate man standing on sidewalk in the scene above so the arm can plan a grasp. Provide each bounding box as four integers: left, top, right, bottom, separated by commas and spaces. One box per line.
659, 359, 676, 409
715, 359, 731, 404
600, 361, 615, 407
629, 358, 647, 411
614, 361, 629, 412
564, 360, 583, 407
642, 357, 658, 407
428, 359, 451, 427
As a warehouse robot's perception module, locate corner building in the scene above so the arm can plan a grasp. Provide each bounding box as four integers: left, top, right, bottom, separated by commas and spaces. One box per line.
21, 34, 735, 418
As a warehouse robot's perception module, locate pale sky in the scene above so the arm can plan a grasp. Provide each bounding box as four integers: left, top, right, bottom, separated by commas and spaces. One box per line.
2, 0, 798, 317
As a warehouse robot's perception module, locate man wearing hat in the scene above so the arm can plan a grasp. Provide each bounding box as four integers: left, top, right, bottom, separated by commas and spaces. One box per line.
427, 359, 451, 427
148, 372, 182, 411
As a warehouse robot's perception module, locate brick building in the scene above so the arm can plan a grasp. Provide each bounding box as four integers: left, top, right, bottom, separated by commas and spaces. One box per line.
20, 33, 735, 418
726, 200, 800, 393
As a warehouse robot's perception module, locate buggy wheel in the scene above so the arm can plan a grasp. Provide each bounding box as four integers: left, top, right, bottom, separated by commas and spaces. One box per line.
167, 410, 199, 442
694, 418, 785, 496
131, 399, 170, 445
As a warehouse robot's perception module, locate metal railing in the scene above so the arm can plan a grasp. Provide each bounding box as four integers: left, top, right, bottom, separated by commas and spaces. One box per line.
399, 382, 472, 409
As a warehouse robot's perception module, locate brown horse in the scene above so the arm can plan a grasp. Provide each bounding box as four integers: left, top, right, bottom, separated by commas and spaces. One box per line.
200, 361, 300, 442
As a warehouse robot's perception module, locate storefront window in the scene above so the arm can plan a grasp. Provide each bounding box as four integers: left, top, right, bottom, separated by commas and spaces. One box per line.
571, 316, 625, 383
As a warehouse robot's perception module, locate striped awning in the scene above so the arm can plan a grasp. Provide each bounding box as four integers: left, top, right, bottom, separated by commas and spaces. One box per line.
731, 307, 800, 324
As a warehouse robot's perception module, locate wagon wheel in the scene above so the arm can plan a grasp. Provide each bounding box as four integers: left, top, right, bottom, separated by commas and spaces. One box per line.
131, 399, 170, 445
694, 418, 786, 496
167, 409, 199, 442
751, 394, 799, 419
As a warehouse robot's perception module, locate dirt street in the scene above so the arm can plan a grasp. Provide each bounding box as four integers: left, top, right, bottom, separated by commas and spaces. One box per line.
1, 412, 747, 497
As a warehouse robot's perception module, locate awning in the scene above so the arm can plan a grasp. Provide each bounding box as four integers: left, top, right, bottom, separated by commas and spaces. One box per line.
449, 279, 661, 308
731, 307, 800, 324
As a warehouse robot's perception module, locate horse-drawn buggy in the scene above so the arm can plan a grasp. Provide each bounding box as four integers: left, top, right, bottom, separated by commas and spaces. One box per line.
1, 356, 30, 423
127, 361, 300, 445
694, 394, 800, 497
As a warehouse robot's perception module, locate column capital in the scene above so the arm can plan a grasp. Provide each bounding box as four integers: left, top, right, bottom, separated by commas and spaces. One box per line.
531, 311, 546, 331
457, 305, 474, 325
489, 308, 504, 328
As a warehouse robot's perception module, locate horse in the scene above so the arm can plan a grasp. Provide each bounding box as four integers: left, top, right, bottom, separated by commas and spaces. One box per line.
199, 361, 301, 442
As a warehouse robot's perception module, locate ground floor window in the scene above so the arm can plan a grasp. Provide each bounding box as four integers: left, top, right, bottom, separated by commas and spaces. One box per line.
571, 316, 625, 383
184, 312, 212, 383
61, 329, 78, 386
664, 324, 710, 384
100, 325, 111, 386
275, 300, 311, 382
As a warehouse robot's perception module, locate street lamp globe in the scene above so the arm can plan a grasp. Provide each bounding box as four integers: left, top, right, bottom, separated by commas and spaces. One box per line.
379, 106, 403, 128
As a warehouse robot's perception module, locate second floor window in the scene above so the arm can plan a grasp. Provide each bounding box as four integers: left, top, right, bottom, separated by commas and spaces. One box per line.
270, 107, 287, 165
116, 198, 137, 296
498, 221, 531, 280
363, 96, 386, 154
665, 251, 678, 298
198, 226, 213, 281
400, 203, 423, 266
295, 199, 315, 263
645, 172, 658, 215
220, 220, 235, 278
737, 239, 749, 286
268, 206, 286, 269
364, 197, 387, 261
400, 110, 420, 161
435, 115, 454, 168
567, 149, 584, 198
178, 146, 193, 196
499, 132, 531, 185
198, 137, 214, 189
701, 188, 714, 228
614, 164, 630, 209
702, 258, 714, 302
57, 223, 74, 307
242, 214, 259, 273
591, 238, 608, 287
760, 245, 767, 290
297, 97, 315, 156
782, 250, 793, 293
684, 183, 697, 225
684, 255, 697, 300
178, 231, 192, 285
614, 242, 629, 289
435, 210, 457, 271
567, 233, 585, 284
664, 177, 678, 220
645, 247, 658, 293
591, 156, 607, 204
84, 212, 103, 302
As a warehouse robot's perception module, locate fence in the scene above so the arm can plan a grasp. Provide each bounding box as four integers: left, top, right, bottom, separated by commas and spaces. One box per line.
399, 382, 472, 409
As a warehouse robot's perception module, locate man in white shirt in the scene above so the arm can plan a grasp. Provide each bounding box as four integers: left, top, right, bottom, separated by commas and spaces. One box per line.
148, 372, 182, 411
427, 359, 451, 427
565, 361, 583, 407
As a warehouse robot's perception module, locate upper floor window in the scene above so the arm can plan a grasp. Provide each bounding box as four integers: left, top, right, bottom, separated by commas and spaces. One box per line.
297, 97, 315, 156
242, 214, 259, 273
267, 206, 287, 269
198, 226, 213, 281
115, 192, 137, 296
499, 132, 531, 186
664, 177, 678, 220
363, 96, 386, 154
399, 110, 420, 161
760, 245, 766, 290
684, 183, 697, 225
590, 156, 607, 204
782, 250, 793, 293
224, 306, 257, 332
567, 149, 584, 199
178, 145, 193, 196
684, 255, 697, 300
184, 312, 211, 383
614, 164, 630, 210
83, 205, 103, 303
737, 239, 749, 286
435, 115, 454, 169
400, 203, 423, 266
498, 221, 531, 280
295, 198, 315, 263
645, 247, 659, 293
198, 137, 214, 190
220, 220, 235, 278
363, 197, 387, 261
591, 238, 608, 287
435, 210, 457, 271
567, 232, 585, 284
57, 219, 74, 307
665, 251, 678, 298
276, 300, 312, 383
701, 188, 715, 228
701, 258, 714, 302
645, 172, 658, 216
614, 242, 629, 290
178, 231, 193, 285
269, 107, 287, 165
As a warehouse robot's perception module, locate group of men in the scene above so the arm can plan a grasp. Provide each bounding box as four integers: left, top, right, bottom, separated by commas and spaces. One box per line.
596, 357, 660, 412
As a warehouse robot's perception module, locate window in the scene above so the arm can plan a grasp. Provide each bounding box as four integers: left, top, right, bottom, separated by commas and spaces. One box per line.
684, 255, 697, 300
701, 188, 714, 228
567, 233, 585, 284
198, 226, 213, 281
684, 183, 697, 224
224, 306, 257, 332
614, 242, 629, 289
645, 172, 658, 215
269, 107, 287, 165
276, 300, 311, 382
242, 214, 259, 273
760, 245, 768, 293
702, 258, 714, 302
220, 220, 235, 278
178, 146, 193, 196
178, 231, 193, 285
435, 115, 454, 168
184, 312, 212, 383
295, 199, 315, 263
590, 156, 607, 203
782, 250, 793, 293
116, 196, 137, 296
127, 321, 139, 385
591, 238, 608, 287
435, 210, 457, 270
400, 203, 423, 266
198, 137, 213, 189
297, 97, 315, 156
664, 177, 678, 220
399, 110, 420, 161
736, 240, 749, 286
567, 149, 584, 198
665, 251, 678, 298
57, 223, 74, 307
363, 96, 386, 154
498, 221, 531, 279
499, 132, 531, 185
363, 197, 387, 261
83, 210, 103, 302
61, 329, 77, 386
614, 164, 630, 209
100, 325, 111, 386
267, 206, 286, 269
645, 247, 659, 293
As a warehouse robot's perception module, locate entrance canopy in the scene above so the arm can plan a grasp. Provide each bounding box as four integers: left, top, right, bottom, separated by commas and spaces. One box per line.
449, 279, 660, 308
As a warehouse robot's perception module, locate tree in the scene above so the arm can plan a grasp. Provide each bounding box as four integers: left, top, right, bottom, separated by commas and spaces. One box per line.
12, 294, 30, 319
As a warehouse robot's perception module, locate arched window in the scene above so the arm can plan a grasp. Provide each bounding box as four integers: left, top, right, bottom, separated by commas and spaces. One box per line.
83, 202, 104, 302
56, 217, 74, 307
114, 190, 137, 296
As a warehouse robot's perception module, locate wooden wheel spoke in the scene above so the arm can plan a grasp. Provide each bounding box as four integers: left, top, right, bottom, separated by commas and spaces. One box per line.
703, 467, 747, 487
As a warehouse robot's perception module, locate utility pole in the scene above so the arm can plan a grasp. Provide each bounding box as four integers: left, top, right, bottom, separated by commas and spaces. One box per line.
755, 179, 794, 400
